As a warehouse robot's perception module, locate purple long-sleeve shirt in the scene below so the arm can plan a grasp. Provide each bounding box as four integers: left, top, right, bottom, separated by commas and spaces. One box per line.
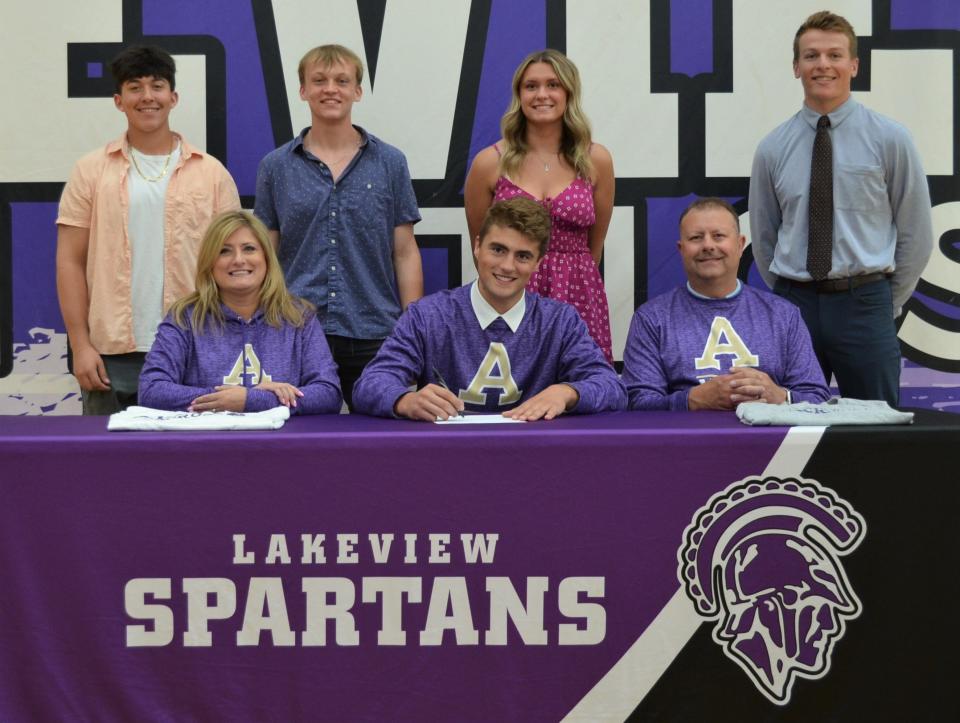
622, 285, 830, 411
139, 305, 342, 414
353, 285, 626, 417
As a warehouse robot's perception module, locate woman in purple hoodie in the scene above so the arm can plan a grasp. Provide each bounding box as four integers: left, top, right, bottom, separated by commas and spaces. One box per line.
139, 210, 342, 413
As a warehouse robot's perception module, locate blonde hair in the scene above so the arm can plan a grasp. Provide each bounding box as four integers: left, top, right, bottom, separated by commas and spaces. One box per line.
499, 49, 594, 182
298, 44, 364, 85
169, 210, 313, 333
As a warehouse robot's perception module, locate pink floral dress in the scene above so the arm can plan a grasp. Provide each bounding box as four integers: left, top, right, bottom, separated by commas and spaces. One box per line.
493, 174, 613, 363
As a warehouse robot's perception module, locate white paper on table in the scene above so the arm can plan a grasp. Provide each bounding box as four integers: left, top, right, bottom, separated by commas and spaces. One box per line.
434, 414, 525, 424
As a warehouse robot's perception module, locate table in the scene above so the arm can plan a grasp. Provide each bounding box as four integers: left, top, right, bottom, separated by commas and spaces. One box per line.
1, 411, 957, 721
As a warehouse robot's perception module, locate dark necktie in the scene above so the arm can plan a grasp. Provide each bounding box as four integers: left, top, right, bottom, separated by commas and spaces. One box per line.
807, 114, 833, 280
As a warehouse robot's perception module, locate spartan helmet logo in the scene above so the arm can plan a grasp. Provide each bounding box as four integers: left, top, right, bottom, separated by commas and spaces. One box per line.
678, 477, 866, 705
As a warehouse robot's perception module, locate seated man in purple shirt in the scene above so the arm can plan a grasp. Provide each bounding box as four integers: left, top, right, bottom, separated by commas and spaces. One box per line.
622, 198, 829, 411
353, 198, 626, 421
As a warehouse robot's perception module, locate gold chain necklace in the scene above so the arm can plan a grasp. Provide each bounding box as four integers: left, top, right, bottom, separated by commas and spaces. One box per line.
129, 140, 174, 182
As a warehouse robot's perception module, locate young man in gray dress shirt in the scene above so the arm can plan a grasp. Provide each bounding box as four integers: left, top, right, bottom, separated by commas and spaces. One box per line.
749, 11, 933, 406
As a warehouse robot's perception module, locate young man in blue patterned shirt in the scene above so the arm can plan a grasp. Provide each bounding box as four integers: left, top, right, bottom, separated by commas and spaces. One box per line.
255, 44, 423, 410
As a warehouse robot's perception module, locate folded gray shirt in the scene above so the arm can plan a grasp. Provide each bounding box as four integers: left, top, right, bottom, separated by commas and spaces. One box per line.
736, 398, 914, 426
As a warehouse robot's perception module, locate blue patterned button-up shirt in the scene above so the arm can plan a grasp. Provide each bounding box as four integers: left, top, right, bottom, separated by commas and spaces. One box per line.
255, 127, 421, 339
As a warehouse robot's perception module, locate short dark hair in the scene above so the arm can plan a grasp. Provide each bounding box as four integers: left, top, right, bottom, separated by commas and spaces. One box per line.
678, 197, 740, 233
110, 45, 177, 93
478, 198, 551, 257
793, 11, 858, 63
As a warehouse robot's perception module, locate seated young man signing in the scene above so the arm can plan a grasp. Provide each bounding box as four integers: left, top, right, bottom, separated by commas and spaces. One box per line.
353, 198, 626, 421
622, 198, 830, 411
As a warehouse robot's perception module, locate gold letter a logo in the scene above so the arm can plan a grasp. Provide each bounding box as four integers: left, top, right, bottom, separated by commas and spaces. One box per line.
694, 316, 759, 370
458, 342, 522, 406
222, 344, 273, 385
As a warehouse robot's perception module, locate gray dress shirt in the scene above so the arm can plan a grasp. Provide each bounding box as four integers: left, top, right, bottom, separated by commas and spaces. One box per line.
749, 97, 933, 312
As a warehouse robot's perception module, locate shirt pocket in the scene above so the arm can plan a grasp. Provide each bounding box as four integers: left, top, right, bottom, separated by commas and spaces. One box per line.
835, 164, 886, 212
167, 189, 217, 242
341, 183, 392, 236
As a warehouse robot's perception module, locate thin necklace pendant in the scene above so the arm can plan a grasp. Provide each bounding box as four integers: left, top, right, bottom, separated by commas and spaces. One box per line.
310, 130, 362, 170
329, 146, 357, 168
534, 151, 558, 173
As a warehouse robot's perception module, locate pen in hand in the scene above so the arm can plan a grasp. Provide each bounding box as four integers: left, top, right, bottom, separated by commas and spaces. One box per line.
432, 366, 464, 418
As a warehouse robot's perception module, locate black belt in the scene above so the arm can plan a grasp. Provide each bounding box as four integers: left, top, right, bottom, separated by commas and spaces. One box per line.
786, 272, 888, 294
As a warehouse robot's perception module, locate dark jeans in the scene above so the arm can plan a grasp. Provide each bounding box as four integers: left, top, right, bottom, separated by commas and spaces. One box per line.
774, 277, 901, 406
325, 335, 384, 412
74, 352, 148, 416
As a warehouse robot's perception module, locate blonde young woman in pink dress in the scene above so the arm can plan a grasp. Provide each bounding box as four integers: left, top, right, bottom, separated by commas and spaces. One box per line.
464, 49, 615, 363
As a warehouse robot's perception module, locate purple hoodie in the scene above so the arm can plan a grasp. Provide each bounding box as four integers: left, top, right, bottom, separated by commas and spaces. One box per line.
139, 305, 342, 414
622, 284, 830, 410
353, 285, 626, 417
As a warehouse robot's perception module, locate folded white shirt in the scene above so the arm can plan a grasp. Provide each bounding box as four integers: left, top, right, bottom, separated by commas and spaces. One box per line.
736, 398, 914, 426
108, 405, 290, 431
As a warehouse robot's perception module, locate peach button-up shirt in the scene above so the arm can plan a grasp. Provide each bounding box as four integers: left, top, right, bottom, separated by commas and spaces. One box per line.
57, 133, 240, 354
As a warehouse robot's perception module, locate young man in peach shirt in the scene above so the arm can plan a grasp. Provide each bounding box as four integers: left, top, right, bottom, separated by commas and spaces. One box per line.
57, 45, 240, 414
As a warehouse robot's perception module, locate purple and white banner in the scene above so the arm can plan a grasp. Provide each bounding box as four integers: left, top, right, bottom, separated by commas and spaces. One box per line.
1, 412, 957, 720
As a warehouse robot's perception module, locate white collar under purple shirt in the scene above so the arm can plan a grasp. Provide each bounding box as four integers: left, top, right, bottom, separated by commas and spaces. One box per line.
469, 281, 525, 332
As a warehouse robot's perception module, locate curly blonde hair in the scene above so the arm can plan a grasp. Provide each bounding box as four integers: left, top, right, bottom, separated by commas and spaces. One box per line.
169, 210, 313, 333
499, 49, 594, 183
